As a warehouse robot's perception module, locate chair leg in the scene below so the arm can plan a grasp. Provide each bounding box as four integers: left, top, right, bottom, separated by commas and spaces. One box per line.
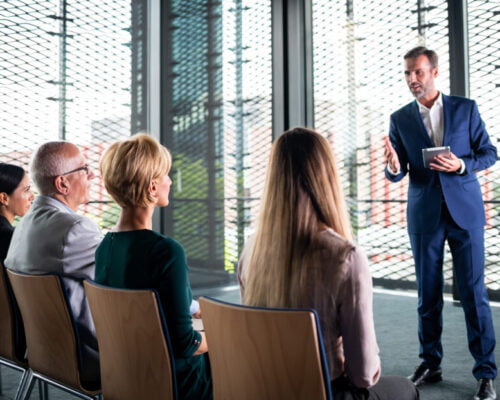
38, 380, 49, 400
16, 370, 35, 400
14, 369, 30, 400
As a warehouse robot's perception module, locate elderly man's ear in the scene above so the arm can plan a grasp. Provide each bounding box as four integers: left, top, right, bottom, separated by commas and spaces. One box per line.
53, 175, 70, 195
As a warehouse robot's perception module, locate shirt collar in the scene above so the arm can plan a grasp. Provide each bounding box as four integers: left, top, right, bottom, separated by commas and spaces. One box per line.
417, 91, 442, 112
39, 195, 76, 214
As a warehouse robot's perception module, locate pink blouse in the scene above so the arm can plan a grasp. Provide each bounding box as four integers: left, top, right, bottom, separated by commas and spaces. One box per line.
239, 229, 381, 388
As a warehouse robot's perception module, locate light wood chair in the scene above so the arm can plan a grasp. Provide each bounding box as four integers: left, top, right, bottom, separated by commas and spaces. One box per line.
6, 270, 101, 400
0, 263, 29, 399
84, 280, 177, 400
199, 296, 333, 400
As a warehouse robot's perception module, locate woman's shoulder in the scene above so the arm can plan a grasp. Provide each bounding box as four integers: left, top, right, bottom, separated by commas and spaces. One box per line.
318, 228, 356, 256
139, 231, 187, 263
149, 231, 183, 249
102, 230, 185, 255
318, 229, 369, 273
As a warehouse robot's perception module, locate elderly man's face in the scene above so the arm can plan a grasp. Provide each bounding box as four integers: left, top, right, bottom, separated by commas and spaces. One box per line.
60, 144, 95, 209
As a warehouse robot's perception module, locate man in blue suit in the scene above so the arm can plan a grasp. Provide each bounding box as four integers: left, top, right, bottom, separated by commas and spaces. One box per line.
384, 46, 497, 400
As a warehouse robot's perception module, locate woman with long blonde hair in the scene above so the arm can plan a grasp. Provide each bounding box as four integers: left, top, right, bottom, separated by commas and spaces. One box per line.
239, 127, 418, 400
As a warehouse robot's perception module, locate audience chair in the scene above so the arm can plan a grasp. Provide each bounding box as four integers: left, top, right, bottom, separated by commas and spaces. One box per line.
84, 280, 177, 400
199, 296, 333, 400
6, 270, 101, 400
0, 263, 29, 399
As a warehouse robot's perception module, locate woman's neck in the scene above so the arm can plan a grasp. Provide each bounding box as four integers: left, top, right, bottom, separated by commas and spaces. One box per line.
318, 222, 330, 231
0, 209, 14, 225
115, 206, 154, 231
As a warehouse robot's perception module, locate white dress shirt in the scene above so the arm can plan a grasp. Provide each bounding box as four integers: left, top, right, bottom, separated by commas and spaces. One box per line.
418, 92, 444, 146
387, 92, 465, 175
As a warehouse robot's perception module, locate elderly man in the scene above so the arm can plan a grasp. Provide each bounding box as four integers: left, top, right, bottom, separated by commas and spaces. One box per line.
5, 141, 102, 385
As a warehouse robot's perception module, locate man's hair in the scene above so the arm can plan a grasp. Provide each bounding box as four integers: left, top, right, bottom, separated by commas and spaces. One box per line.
99, 133, 172, 208
404, 46, 439, 68
30, 141, 73, 195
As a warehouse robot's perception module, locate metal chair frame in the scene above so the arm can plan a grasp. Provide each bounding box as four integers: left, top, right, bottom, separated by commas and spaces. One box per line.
6, 270, 101, 400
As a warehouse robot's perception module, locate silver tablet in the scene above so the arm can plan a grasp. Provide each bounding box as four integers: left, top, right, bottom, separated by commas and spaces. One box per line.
422, 146, 451, 168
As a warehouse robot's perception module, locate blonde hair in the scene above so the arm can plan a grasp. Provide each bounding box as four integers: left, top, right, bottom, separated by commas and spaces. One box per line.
100, 134, 171, 207
243, 127, 353, 309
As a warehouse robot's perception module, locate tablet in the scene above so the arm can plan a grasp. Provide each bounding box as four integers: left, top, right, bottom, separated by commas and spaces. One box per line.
422, 146, 450, 168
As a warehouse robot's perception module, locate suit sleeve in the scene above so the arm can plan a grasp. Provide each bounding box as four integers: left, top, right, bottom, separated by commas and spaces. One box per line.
385, 114, 409, 182
462, 101, 497, 173
62, 216, 103, 279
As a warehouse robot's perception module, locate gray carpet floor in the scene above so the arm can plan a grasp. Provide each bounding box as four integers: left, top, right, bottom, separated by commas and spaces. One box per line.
1, 286, 498, 399
372, 289, 500, 400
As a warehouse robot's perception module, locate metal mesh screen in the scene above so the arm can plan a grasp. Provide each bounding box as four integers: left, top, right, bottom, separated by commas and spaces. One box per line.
5, 0, 497, 293
0, 0, 132, 229
312, 0, 454, 291
164, 0, 272, 276
468, 1, 500, 292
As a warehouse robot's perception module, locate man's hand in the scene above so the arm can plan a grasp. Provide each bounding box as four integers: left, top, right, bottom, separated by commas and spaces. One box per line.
429, 152, 462, 173
383, 136, 400, 172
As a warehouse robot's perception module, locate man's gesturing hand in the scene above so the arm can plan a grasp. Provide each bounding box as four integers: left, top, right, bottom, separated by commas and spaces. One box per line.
384, 136, 400, 173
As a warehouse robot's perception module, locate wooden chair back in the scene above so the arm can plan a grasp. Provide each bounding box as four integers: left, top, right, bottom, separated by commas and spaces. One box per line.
6, 270, 97, 395
199, 296, 333, 400
0, 263, 25, 364
84, 280, 177, 400
0, 263, 29, 399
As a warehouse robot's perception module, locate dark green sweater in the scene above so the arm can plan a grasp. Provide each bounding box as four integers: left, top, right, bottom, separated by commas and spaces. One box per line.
95, 230, 212, 400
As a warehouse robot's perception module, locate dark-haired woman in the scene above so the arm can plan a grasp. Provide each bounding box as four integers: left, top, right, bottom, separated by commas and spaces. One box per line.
0, 163, 34, 261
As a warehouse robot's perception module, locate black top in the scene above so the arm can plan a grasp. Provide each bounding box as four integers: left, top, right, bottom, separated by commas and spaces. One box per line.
0, 215, 26, 361
0, 216, 13, 262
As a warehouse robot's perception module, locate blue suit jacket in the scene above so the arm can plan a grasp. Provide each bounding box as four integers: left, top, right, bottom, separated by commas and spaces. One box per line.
385, 94, 497, 234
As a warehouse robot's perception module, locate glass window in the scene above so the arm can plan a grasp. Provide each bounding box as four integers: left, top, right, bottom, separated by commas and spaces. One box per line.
163, 0, 272, 285
0, 0, 132, 229
468, 1, 500, 291
312, 0, 450, 290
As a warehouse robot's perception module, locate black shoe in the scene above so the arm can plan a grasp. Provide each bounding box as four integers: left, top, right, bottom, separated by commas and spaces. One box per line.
408, 364, 442, 386
474, 378, 496, 400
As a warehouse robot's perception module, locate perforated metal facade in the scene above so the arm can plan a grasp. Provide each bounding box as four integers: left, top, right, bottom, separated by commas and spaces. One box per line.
312, 0, 500, 297
1, 0, 499, 294
159, 0, 273, 275
0, 0, 132, 228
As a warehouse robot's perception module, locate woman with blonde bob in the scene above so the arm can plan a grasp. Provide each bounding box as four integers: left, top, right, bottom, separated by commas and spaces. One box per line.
96, 134, 212, 400
239, 127, 418, 400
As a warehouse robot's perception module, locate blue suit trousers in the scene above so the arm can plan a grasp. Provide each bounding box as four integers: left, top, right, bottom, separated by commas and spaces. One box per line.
409, 201, 497, 379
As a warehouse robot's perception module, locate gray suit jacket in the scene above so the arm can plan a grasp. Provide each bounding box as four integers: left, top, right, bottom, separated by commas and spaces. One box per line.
5, 195, 103, 382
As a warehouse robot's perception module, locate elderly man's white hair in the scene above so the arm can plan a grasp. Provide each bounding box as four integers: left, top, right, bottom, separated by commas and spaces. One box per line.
30, 141, 77, 195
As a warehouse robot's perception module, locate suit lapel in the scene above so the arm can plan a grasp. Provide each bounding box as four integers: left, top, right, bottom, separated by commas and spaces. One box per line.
410, 100, 434, 147
441, 94, 450, 146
